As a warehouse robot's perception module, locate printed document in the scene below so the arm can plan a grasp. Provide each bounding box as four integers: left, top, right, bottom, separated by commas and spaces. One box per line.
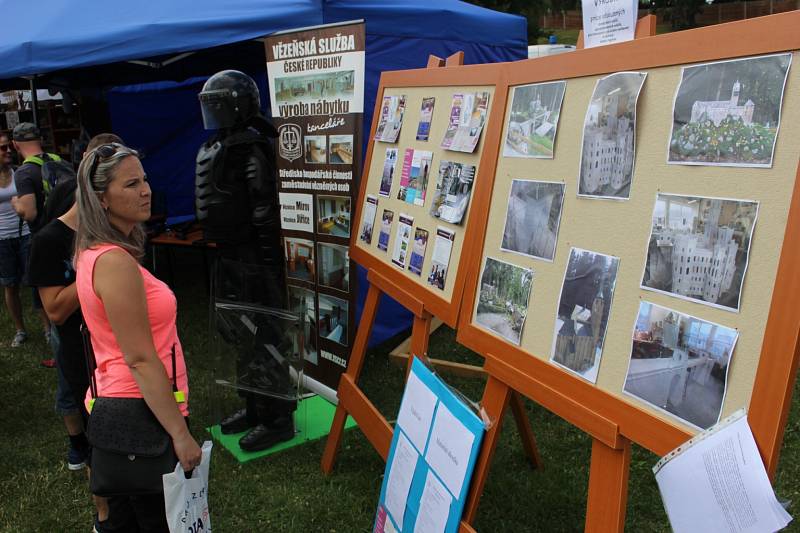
654, 410, 792, 533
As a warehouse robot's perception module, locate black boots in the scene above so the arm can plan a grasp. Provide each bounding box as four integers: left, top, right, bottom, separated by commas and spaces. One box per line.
219, 408, 257, 435
238, 416, 294, 452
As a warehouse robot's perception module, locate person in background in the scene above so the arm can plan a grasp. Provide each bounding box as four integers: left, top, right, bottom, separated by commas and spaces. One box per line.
10, 122, 58, 360
28, 133, 122, 529
0, 132, 29, 347
75, 142, 201, 531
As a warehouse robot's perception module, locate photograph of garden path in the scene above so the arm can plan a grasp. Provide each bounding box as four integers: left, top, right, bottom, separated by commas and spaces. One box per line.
475, 257, 533, 345
668, 53, 792, 167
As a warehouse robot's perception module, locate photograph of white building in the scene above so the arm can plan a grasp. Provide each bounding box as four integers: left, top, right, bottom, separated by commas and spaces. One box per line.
501, 180, 565, 261
668, 53, 792, 167
623, 301, 738, 430
578, 71, 646, 200
641, 193, 758, 312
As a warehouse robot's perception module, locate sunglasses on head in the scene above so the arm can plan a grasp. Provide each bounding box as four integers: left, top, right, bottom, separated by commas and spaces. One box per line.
88, 143, 127, 181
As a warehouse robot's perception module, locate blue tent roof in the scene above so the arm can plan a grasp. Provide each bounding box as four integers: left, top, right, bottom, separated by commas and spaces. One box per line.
0, 0, 526, 81
8, 0, 526, 349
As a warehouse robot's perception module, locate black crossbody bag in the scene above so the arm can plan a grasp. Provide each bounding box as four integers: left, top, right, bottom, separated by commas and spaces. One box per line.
82, 324, 178, 497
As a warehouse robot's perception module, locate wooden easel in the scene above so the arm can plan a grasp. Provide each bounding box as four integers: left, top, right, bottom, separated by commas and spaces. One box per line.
322, 51, 542, 531
320, 267, 542, 530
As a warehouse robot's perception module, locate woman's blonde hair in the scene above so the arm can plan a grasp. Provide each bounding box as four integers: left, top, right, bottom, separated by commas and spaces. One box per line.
75, 143, 146, 260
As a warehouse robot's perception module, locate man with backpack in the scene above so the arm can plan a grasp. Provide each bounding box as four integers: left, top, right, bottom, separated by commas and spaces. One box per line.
10, 122, 76, 362
11, 122, 76, 233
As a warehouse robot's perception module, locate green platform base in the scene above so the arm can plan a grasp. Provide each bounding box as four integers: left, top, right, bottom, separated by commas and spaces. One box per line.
209, 395, 356, 463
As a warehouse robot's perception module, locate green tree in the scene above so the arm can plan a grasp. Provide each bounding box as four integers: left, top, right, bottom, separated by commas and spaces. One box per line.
647, 0, 706, 30
465, 0, 542, 42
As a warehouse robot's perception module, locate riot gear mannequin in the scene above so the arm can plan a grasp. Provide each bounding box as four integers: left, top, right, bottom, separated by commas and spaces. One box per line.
196, 70, 296, 451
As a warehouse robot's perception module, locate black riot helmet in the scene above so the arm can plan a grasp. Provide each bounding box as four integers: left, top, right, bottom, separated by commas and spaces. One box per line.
199, 70, 261, 130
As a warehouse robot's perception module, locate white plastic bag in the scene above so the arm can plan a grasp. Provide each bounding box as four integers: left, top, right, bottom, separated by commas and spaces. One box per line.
163, 440, 213, 533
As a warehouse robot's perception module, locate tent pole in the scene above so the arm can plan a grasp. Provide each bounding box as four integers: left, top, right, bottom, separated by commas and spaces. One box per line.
29, 78, 39, 126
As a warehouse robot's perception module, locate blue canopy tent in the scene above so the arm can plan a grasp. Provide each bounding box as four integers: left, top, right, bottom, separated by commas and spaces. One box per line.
0, 0, 527, 346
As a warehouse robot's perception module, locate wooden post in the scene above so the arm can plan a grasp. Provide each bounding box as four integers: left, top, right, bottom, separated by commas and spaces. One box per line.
461, 375, 513, 524
321, 280, 383, 472
585, 439, 631, 532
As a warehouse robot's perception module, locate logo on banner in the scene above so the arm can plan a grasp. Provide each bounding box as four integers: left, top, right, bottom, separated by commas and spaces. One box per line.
278, 123, 302, 162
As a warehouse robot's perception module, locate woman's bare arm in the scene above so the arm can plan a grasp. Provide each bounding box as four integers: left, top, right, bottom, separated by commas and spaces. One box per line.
93, 248, 201, 470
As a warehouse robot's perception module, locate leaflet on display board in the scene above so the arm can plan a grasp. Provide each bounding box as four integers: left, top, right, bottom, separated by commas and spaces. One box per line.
373, 358, 485, 533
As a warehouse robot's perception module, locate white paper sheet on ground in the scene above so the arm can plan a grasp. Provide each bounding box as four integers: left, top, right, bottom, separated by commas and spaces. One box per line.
414, 470, 452, 533
396, 370, 439, 452
654, 410, 792, 533
424, 402, 474, 497
385, 432, 420, 528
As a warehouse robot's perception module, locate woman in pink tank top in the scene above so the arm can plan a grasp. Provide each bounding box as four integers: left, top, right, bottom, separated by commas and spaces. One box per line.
75, 143, 201, 532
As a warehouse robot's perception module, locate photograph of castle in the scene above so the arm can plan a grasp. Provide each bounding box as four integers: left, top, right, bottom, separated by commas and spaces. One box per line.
550, 248, 619, 384
668, 53, 792, 167
504, 80, 566, 159
641, 193, 758, 312
623, 301, 738, 430
578, 72, 646, 200
475, 257, 534, 345
500, 180, 565, 262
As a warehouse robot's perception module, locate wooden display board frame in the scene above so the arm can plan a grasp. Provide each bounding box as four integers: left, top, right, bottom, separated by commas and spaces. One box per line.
455, 12, 800, 531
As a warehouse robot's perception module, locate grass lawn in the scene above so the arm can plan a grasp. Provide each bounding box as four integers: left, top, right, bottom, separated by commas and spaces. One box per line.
1, 249, 798, 531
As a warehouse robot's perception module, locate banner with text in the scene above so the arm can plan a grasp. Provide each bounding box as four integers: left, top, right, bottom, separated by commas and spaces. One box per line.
581, 0, 638, 48
266, 22, 364, 390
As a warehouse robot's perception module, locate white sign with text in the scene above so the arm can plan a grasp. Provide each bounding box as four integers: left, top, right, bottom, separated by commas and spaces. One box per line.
581, 0, 638, 48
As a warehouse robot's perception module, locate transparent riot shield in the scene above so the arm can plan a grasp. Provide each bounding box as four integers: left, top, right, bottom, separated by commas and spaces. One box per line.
209, 257, 308, 452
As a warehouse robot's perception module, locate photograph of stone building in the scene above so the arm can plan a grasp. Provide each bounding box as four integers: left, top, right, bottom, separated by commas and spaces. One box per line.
504, 80, 566, 159
668, 53, 792, 167
641, 193, 758, 312
475, 257, 534, 345
623, 301, 738, 430
550, 248, 619, 383
578, 71, 646, 200
501, 180, 565, 261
